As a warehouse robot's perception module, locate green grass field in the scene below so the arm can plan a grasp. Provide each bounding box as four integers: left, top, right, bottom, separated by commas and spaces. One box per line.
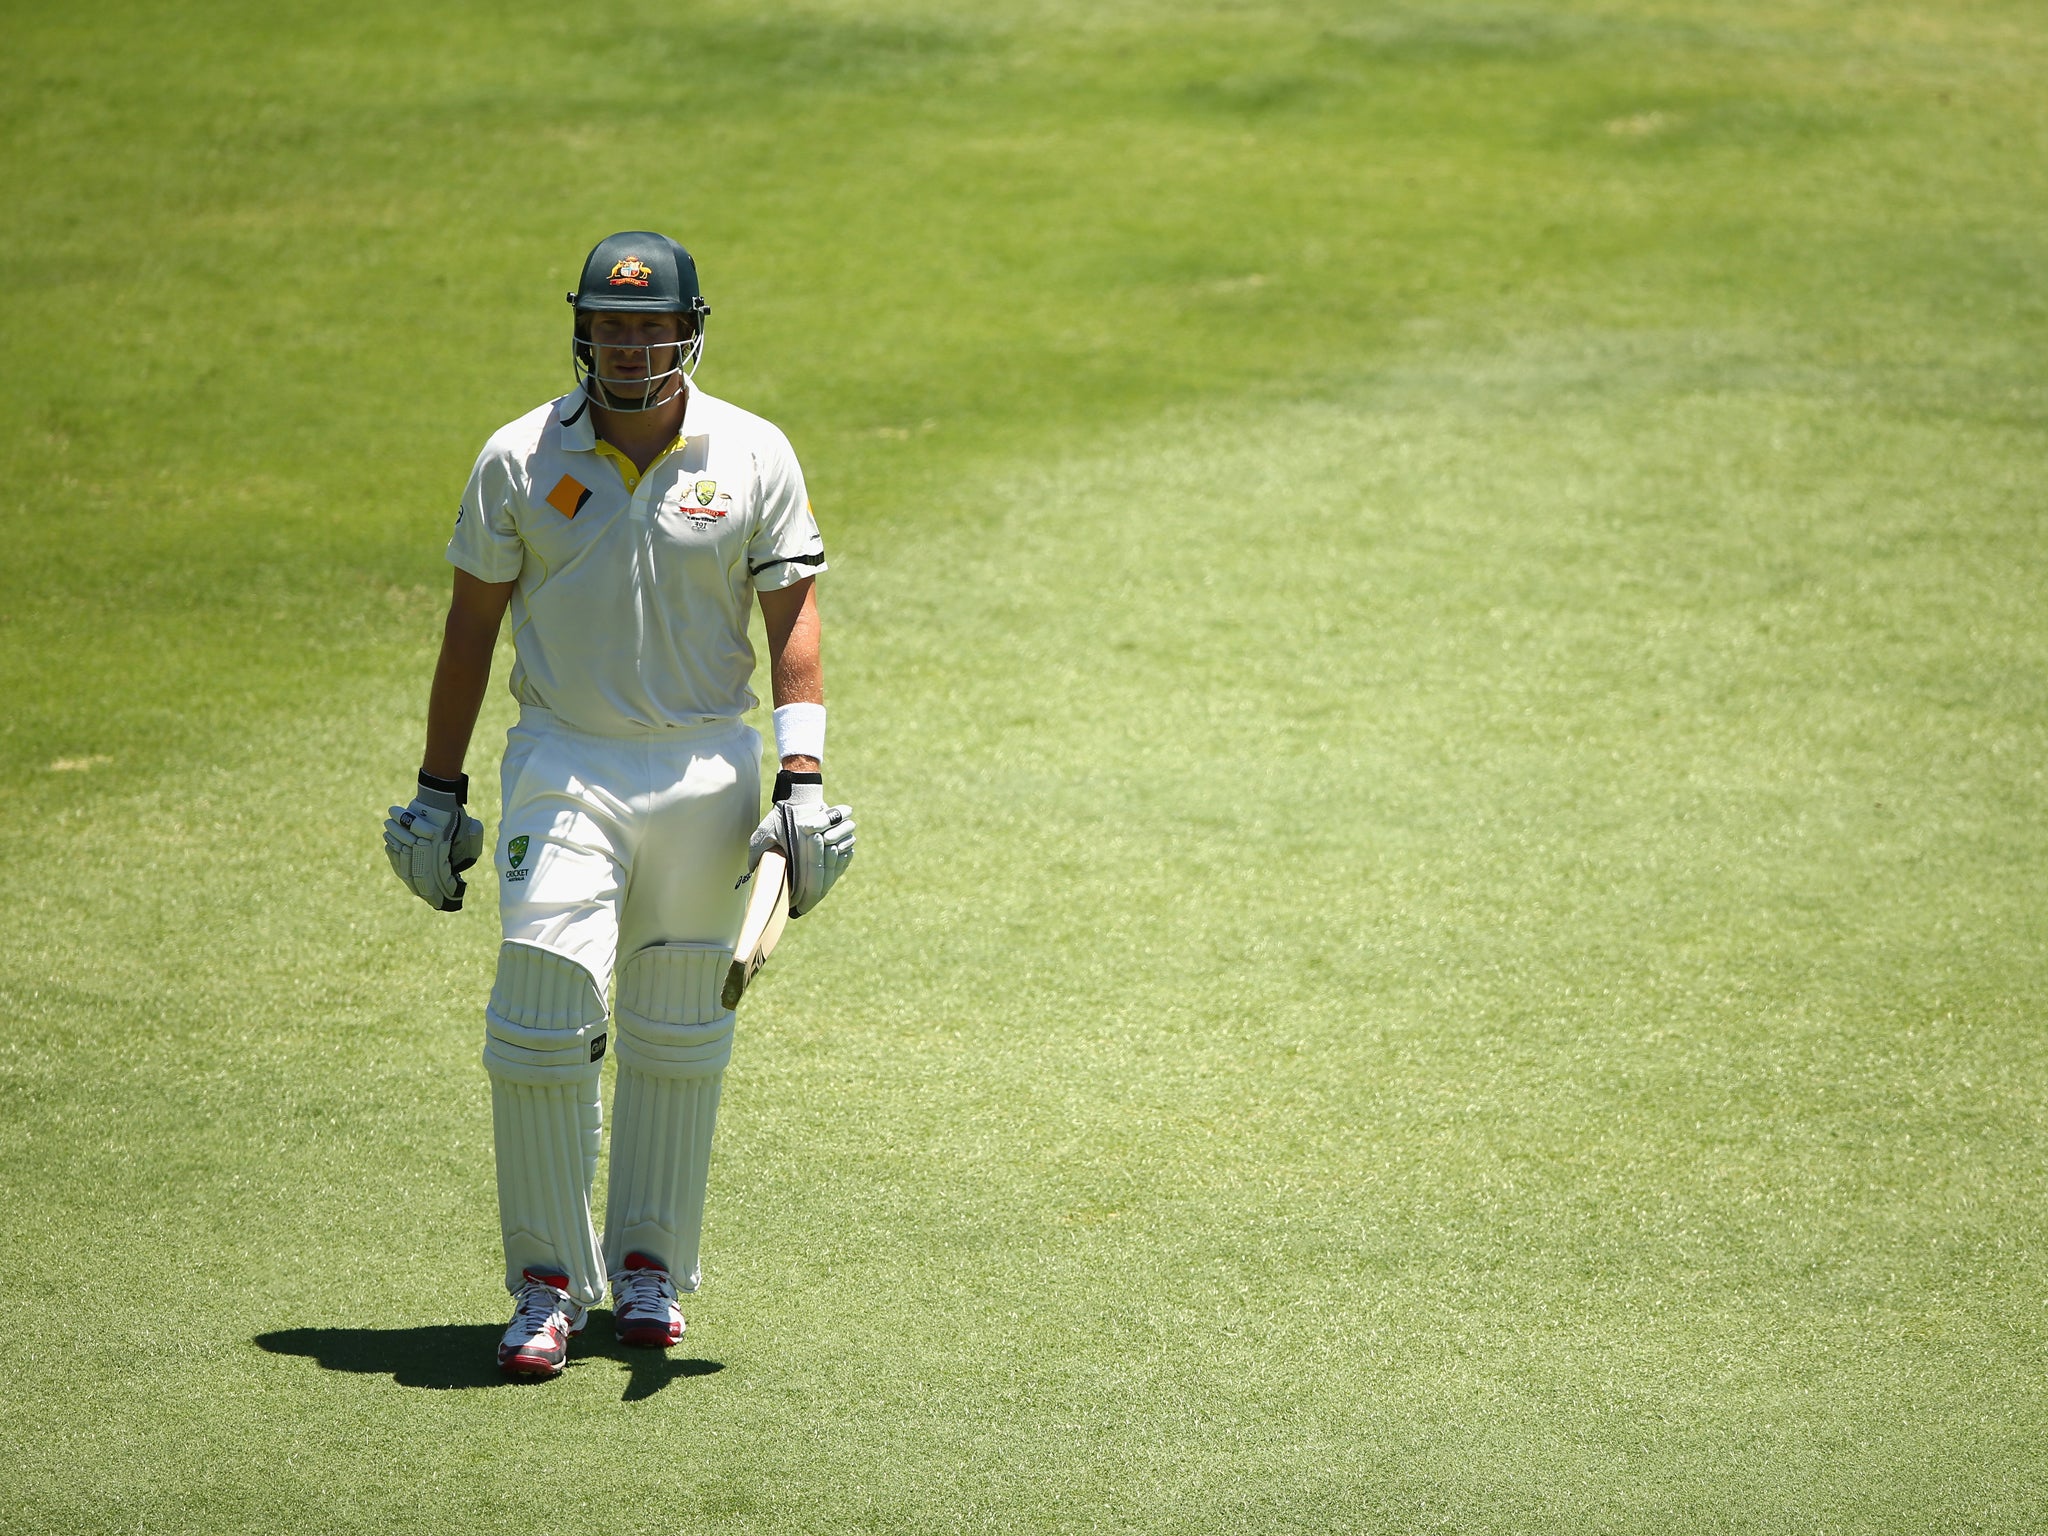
4, 0, 2046, 1529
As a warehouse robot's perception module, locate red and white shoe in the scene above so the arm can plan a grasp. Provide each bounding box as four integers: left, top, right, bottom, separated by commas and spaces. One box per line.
498, 1268, 587, 1379
611, 1252, 685, 1348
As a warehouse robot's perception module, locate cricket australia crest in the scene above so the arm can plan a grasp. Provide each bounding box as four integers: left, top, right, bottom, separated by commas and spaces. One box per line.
680, 478, 730, 522
607, 257, 652, 287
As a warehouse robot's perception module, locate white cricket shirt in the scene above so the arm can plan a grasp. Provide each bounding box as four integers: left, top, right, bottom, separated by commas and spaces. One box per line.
447, 388, 828, 736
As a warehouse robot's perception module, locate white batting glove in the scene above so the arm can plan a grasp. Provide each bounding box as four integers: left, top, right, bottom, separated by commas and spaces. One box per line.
384, 771, 486, 912
748, 771, 855, 917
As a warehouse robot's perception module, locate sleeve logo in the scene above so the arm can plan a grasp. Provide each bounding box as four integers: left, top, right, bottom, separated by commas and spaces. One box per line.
607, 257, 652, 287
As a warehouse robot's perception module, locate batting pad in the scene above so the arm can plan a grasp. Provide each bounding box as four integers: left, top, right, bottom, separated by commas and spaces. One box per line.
483, 941, 609, 1307
604, 942, 735, 1292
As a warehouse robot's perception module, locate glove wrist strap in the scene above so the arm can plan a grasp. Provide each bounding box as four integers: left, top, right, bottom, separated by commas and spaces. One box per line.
418, 769, 469, 801
772, 769, 824, 805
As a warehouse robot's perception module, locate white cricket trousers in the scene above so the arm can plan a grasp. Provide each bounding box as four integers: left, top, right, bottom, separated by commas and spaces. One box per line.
485, 707, 760, 1306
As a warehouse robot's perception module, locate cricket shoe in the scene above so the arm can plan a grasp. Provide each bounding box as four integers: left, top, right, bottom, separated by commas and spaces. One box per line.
611, 1252, 685, 1348
498, 1268, 587, 1379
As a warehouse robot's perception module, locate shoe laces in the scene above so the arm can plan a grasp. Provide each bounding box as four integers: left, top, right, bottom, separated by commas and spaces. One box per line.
614, 1265, 676, 1313
513, 1276, 574, 1331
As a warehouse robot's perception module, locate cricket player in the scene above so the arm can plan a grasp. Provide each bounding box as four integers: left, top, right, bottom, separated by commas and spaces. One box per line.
382, 231, 854, 1379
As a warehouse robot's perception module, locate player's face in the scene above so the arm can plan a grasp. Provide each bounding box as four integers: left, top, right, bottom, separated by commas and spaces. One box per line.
587, 311, 686, 391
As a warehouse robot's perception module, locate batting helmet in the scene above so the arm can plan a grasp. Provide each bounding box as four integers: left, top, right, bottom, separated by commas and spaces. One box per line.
567, 231, 712, 411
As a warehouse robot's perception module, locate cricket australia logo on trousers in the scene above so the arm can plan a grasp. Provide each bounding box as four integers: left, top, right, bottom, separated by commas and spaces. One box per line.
504, 834, 531, 883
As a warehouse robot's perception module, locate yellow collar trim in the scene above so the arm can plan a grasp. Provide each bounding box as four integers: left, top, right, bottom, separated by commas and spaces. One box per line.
592, 433, 684, 495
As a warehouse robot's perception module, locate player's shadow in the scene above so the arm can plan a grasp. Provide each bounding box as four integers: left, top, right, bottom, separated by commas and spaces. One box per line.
255, 1314, 723, 1401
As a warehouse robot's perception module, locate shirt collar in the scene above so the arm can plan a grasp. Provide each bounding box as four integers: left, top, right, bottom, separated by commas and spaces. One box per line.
557, 390, 598, 452
557, 386, 697, 454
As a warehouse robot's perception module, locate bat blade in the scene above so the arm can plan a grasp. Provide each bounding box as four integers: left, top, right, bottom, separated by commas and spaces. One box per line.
723, 850, 790, 1008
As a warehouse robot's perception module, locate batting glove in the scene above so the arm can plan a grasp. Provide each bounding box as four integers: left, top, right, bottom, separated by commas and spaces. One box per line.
748, 769, 855, 918
384, 770, 486, 912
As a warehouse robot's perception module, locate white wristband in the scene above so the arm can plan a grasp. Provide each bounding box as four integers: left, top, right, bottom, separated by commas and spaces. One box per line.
772, 702, 827, 761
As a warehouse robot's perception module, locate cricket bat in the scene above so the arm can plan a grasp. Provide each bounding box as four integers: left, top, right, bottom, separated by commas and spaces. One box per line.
722, 849, 790, 1008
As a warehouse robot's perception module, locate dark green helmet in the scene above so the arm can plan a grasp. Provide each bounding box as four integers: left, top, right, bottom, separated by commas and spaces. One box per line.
567, 231, 711, 411
567, 230, 711, 318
